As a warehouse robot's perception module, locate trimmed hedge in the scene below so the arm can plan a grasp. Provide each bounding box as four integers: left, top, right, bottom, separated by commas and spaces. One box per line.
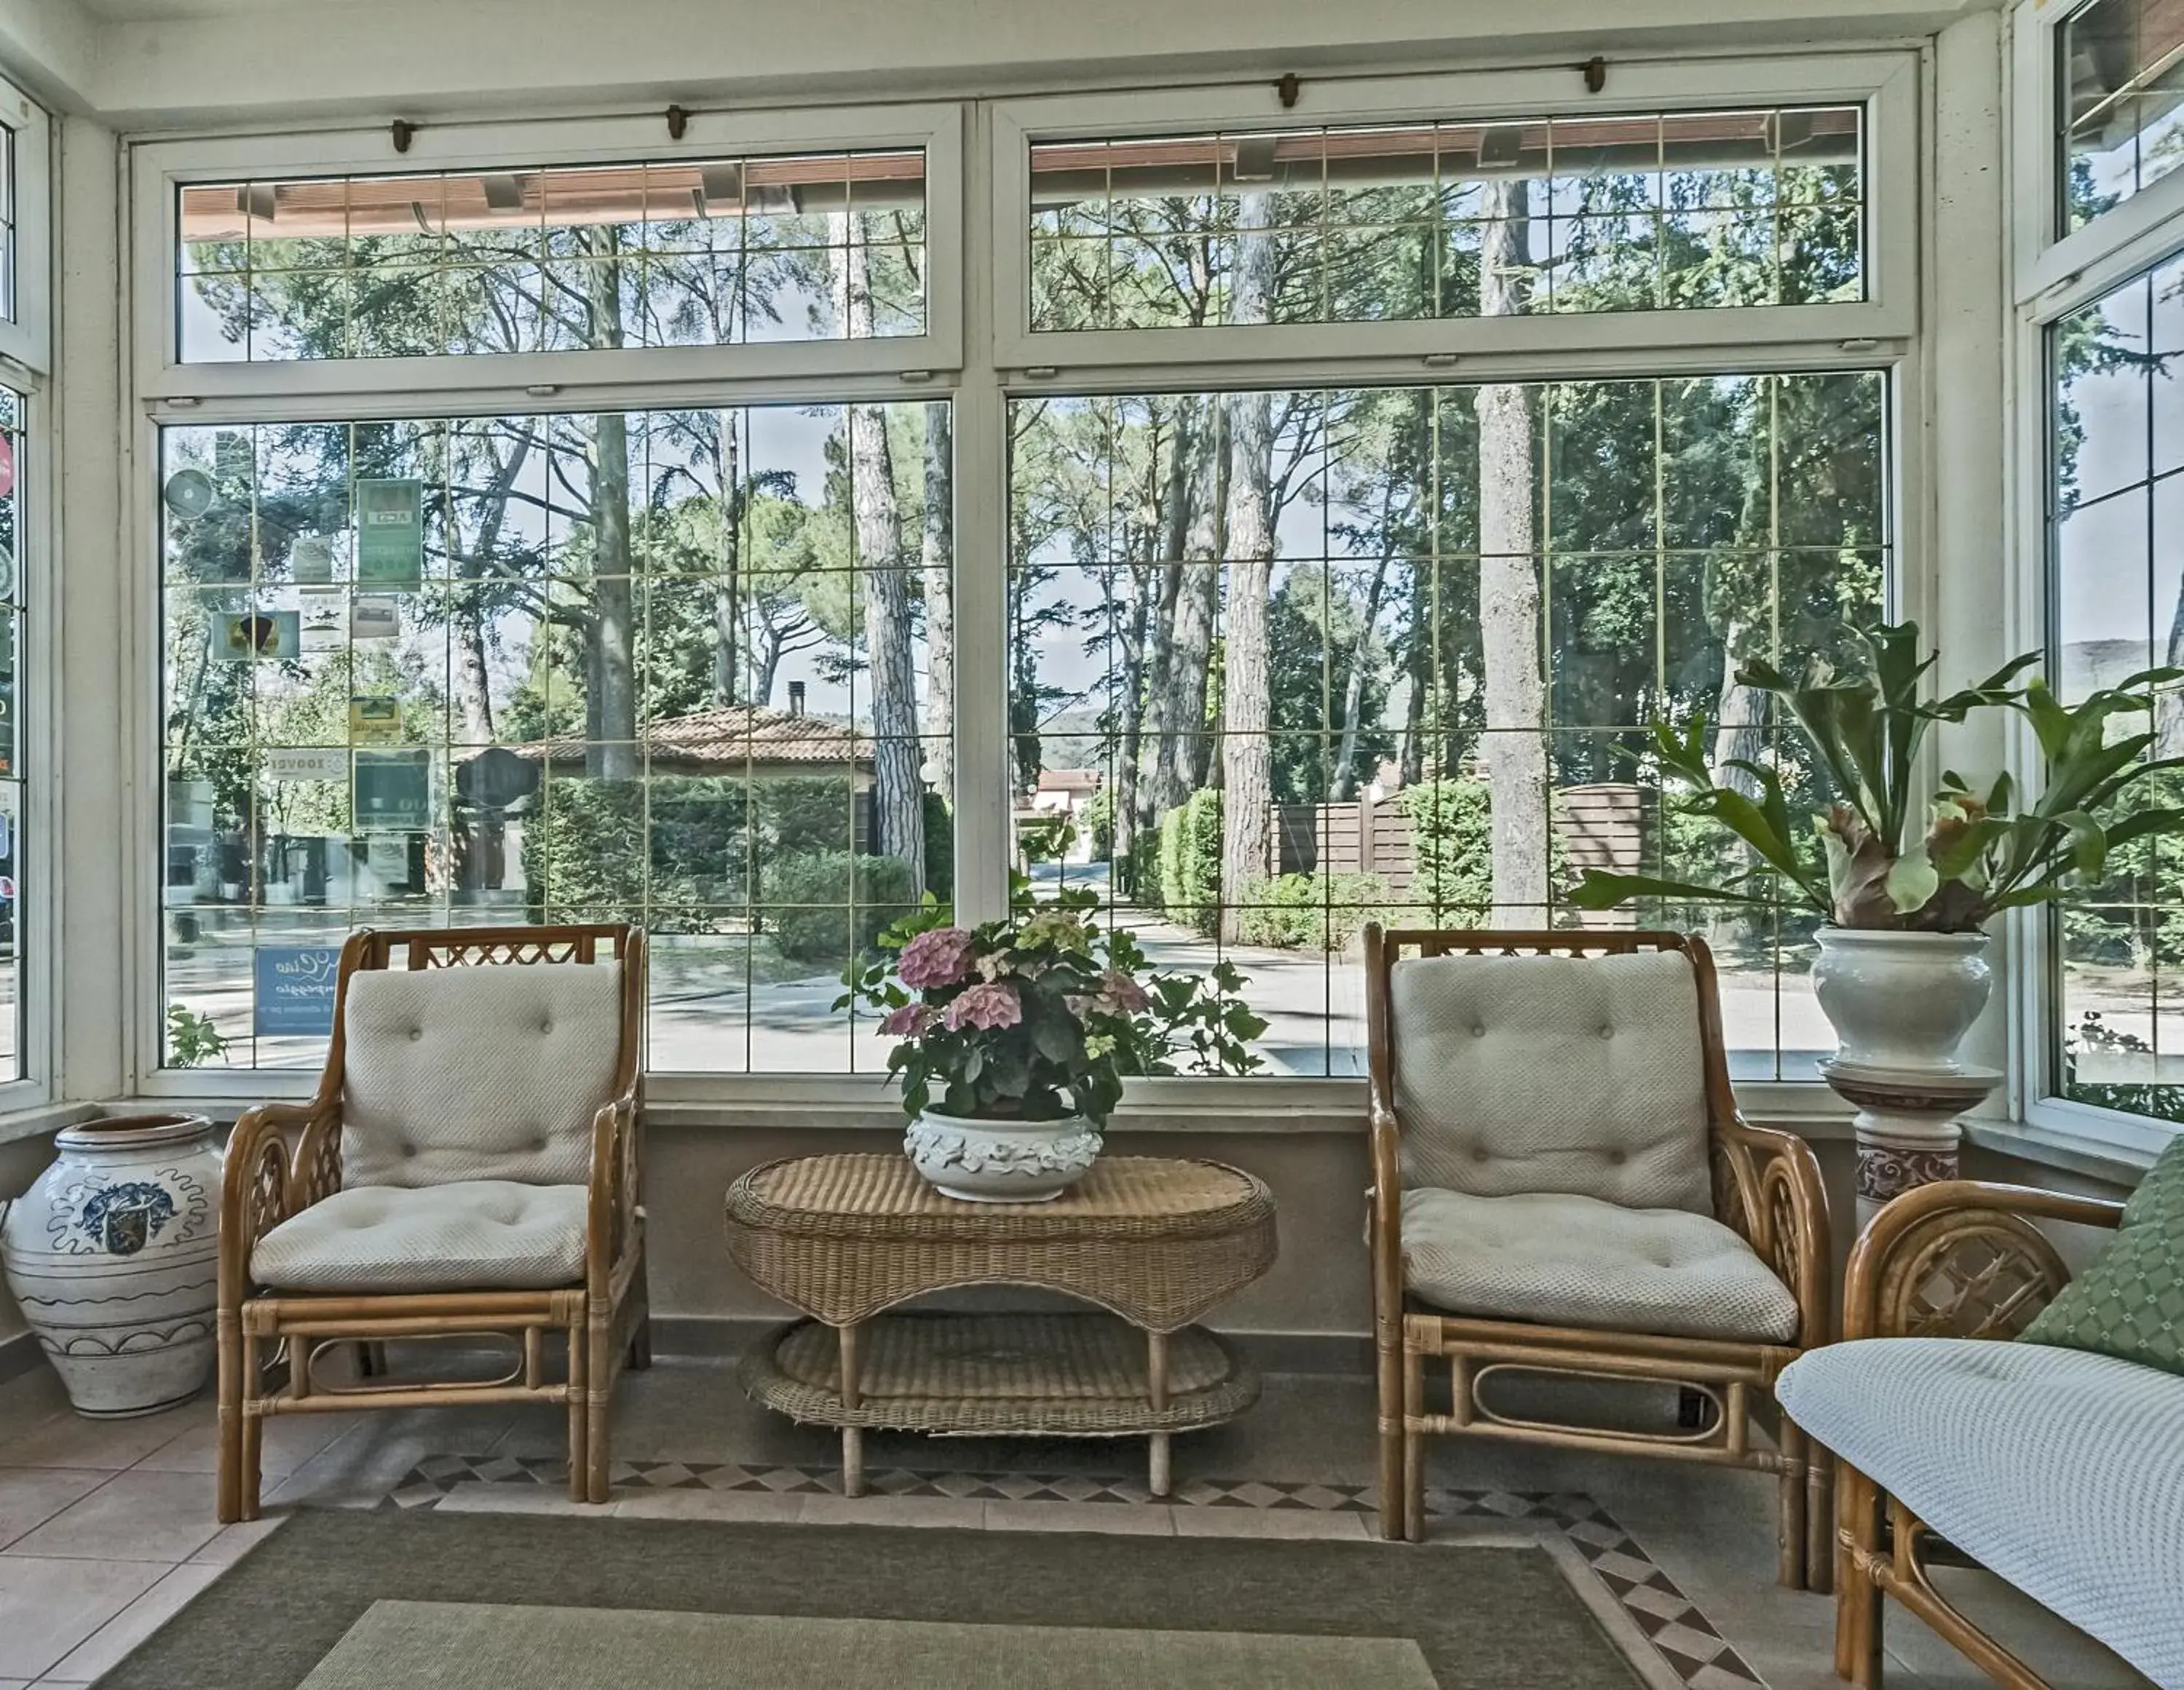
1235, 872, 1390, 951
761, 849, 919, 966
1398, 777, 1494, 925
1155, 788, 1224, 937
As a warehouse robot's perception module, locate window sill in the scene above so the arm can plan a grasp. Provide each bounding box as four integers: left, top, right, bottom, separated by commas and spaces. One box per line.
0, 1100, 102, 1151
1962, 1116, 2156, 1188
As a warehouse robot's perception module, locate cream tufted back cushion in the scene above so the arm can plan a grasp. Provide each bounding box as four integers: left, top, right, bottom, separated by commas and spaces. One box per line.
1388, 950, 1713, 1213
341, 961, 625, 1189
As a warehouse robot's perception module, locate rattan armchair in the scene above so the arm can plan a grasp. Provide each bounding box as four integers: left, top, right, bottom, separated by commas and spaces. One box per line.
1800, 1178, 2134, 1690
215, 924, 648, 1522
1365, 927, 1832, 1590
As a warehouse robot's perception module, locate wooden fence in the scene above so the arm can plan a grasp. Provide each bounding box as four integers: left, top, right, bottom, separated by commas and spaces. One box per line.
1267, 783, 1647, 900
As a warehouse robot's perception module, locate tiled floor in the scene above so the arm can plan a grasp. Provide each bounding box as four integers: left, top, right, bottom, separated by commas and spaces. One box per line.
0, 1359, 2155, 1689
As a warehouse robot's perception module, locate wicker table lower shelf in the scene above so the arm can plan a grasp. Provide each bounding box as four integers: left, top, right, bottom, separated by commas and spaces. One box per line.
737, 1311, 1262, 1496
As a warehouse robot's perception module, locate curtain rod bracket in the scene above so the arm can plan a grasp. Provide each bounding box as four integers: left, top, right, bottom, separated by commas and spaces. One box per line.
1578, 56, 1607, 94
667, 105, 689, 140
391, 119, 416, 154
1276, 73, 1300, 109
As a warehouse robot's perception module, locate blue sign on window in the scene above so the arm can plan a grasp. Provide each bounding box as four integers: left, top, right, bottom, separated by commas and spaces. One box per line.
253, 945, 340, 1036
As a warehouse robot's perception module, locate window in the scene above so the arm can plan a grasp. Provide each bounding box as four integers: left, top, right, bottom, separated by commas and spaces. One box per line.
2059, 0, 2184, 234
2049, 251, 2184, 1123
176, 150, 927, 363
1008, 373, 1888, 1079
0, 386, 23, 1083
1029, 106, 1864, 333
159, 402, 950, 1073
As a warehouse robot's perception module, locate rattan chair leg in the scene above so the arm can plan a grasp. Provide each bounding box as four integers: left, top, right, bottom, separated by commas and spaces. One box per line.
1401, 1346, 1425, 1544
236, 1325, 264, 1523
585, 1306, 612, 1504
1836, 1462, 1884, 1686
1376, 1421, 1404, 1541
565, 1321, 587, 1504
1778, 1418, 1808, 1591
1807, 1455, 1835, 1596
215, 1310, 243, 1524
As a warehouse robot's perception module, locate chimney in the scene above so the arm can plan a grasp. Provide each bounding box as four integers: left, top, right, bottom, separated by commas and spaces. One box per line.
788, 681, 806, 718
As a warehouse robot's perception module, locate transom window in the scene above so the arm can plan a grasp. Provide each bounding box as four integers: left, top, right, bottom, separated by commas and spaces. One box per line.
2059, 0, 2184, 234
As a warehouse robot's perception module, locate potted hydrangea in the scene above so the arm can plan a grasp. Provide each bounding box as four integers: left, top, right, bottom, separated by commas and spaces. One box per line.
839, 886, 1266, 1201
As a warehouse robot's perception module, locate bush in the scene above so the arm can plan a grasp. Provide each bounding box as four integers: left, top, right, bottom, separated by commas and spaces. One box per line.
1155, 788, 1223, 936
766, 777, 860, 857
1235, 873, 1390, 951
1398, 779, 1493, 924
761, 849, 919, 966
924, 790, 954, 903
1083, 785, 1116, 860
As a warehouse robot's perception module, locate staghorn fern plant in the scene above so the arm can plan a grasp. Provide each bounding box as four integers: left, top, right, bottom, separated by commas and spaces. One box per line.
1568, 621, 2184, 932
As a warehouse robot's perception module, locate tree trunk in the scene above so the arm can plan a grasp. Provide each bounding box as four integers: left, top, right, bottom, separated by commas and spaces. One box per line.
1709, 617, 1767, 797
711, 409, 743, 707
1218, 193, 1278, 942
1133, 404, 1195, 846
843, 232, 924, 888
583, 238, 638, 781
1154, 409, 1225, 809
2161, 576, 2184, 757
1113, 557, 1152, 875
1474, 179, 1548, 928
921, 401, 955, 804
1332, 547, 1392, 801
452, 432, 528, 745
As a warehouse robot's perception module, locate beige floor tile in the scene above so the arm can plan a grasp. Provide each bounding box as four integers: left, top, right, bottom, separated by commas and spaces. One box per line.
796, 1494, 989, 1531
2, 1469, 220, 1563
982, 1499, 1177, 1536
0, 1557, 166, 1679
612, 1489, 807, 1524
132, 1410, 363, 1478
258, 1424, 432, 1511
0, 1397, 208, 1472
0, 1472, 109, 1552
430, 1486, 604, 1518
44, 1562, 222, 1683
186, 1518, 286, 1568
1171, 1505, 1372, 1542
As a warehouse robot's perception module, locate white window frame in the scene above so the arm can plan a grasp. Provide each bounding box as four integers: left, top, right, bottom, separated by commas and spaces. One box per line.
989, 53, 1919, 378
0, 68, 50, 381
130, 103, 965, 410
2010, 0, 2184, 1153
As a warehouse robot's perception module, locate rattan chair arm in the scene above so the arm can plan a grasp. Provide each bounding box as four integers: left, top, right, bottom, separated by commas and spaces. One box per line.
1715, 1116, 1831, 1345
1369, 1103, 1404, 1323
587, 1090, 640, 1295
219, 1099, 334, 1305
1843, 1179, 2125, 1342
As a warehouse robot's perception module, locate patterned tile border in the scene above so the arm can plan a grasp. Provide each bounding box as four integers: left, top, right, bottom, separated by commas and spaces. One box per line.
384, 1455, 1765, 1689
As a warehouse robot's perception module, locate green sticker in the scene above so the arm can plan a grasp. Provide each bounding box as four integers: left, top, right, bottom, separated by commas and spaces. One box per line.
355, 479, 424, 587
353, 747, 431, 833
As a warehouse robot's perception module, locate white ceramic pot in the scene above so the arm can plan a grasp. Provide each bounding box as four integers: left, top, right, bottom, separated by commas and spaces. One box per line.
0, 1114, 222, 1417
903, 1110, 1102, 1203
1810, 928, 1993, 1077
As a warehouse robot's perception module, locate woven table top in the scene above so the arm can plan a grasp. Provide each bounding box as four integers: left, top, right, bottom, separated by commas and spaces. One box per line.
726, 1153, 1274, 1244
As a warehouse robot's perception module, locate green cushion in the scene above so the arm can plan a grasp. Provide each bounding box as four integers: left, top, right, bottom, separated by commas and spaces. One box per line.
2019, 1134, 2184, 1376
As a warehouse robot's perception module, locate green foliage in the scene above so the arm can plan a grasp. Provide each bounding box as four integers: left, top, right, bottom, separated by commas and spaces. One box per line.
520, 778, 662, 927
1082, 785, 1117, 861
1235, 873, 1390, 951
1398, 779, 1495, 924
762, 850, 918, 966
166, 1004, 229, 1068
1018, 814, 1076, 863
1155, 789, 1224, 937
837, 884, 1266, 1128
924, 791, 954, 904
1570, 620, 2184, 933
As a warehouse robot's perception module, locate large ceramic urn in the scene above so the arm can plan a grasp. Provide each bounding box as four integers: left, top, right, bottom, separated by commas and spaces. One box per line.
1, 1114, 223, 1416
1810, 929, 1999, 1223
903, 1110, 1101, 1202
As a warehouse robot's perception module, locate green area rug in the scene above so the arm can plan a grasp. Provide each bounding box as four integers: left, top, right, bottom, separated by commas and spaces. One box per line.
99, 1510, 1650, 1690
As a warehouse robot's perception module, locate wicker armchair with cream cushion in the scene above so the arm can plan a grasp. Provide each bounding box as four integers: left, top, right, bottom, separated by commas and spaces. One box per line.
216, 925, 647, 1521
1365, 927, 1831, 1589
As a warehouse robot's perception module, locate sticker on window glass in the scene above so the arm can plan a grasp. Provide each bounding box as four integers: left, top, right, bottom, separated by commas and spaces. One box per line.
354, 747, 430, 832
253, 944, 340, 1037
351, 597, 400, 640
212, 609, 300, 662
264, 747, 348, 782
355, 479, 423, 587
298, 590, 345, 651
349, 695, 403, 745
290, 534, 334, 584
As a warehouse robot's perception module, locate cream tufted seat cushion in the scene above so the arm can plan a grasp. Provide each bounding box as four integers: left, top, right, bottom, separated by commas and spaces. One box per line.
1402, 1187, 1801, 1342
1388, 951, 1712, 1213
1779, 1338, 2184, 1687
252, 1181, 587, 1292
340, 961, 623, 1189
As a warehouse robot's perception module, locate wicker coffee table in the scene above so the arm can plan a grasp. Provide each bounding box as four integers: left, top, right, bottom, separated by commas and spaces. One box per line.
724, 1153, 1278, 1496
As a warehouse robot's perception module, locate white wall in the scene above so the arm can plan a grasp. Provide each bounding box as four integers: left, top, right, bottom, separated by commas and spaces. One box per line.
31, 0, 2000, 125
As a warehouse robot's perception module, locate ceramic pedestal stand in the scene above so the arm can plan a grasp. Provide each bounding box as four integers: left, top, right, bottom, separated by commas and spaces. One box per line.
1820, 1060, 2000, 1228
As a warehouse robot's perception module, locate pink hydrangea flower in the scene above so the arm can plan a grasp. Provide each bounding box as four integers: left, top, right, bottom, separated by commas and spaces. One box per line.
898, 927, 977, 989
1098, 970, 1152, 1013
877, 1003, 935, 1037
942, 982, 1023, 1032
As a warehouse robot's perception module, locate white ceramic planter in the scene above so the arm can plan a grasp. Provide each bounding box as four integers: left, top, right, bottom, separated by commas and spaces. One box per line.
1811, 928, 1993, 1076
0, 1114, 223, 1417
903, 1110, 1102, 1203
